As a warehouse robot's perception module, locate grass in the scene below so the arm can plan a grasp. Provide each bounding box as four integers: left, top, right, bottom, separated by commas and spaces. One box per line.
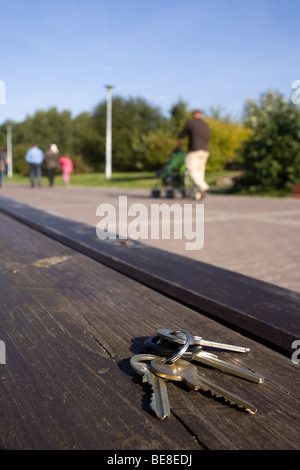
4, 170, 291, 196
4, 172, 156, 188
5, 170, 233, 189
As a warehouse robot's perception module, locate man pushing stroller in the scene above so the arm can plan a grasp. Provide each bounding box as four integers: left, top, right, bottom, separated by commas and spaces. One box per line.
178, 109, 210, 200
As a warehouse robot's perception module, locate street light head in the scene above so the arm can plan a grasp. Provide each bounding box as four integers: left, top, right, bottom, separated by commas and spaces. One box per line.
105, 84, 114, 91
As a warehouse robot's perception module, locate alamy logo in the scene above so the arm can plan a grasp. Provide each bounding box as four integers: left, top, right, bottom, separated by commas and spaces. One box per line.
291, 80, 300, 105
0, 80, 6, 104
96, 196, 204, 251
291, 340, 300, 365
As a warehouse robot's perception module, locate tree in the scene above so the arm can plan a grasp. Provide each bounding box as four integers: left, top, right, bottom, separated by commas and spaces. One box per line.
0, 108, 90, 174
12, 107, 74, 152
72, 112, 103, 170
205, 117, 251, 171
87, 96, 166, 171
141, 129, 177, 170
169, 99, 191, 136
235, 91, 300, 192
0, 95, 259, 175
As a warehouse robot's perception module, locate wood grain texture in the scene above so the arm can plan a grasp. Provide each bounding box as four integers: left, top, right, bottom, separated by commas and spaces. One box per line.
0, 196, 299, 357
0, 212, 299, 450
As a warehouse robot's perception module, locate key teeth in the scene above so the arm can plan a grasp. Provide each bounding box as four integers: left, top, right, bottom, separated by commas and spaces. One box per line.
191, 380, 256, 413
131, 355, 171, 420
204, 390, 257, 414
148, 379, 158, 412
148, 379, 162, 419
143, 373, 157, 411
150, 393, 156, 412
141, 373, 162, 418
148, 374, 170, 420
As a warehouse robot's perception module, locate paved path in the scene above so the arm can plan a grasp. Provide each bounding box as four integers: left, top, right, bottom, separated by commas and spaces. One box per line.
1, 183, 300, 293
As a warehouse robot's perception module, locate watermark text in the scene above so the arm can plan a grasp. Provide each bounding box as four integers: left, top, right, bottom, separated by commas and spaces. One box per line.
96, 196, 204, 251
291, 339, 300, 364
291, 80, 300, 104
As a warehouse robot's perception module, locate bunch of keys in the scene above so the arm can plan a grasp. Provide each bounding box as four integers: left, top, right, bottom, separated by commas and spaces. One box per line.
130, 328, 264, 419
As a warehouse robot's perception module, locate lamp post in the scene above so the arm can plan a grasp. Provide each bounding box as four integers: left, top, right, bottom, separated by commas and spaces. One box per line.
105, 84, 114, 180
6, 125, 13, 178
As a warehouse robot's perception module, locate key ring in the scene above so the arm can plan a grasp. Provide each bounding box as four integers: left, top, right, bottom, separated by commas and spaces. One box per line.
164, 329, 191, 364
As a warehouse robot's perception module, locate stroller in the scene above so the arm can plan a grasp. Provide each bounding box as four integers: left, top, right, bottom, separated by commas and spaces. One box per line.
151, 149, 192, 198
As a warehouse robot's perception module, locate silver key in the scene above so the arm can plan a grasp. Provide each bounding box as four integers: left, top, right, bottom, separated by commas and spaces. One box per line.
145, 335, 264, 383
187, 347, 264, 384
130, 354, 171, 420
157, 328, 250, 353
151, 356, 257, 414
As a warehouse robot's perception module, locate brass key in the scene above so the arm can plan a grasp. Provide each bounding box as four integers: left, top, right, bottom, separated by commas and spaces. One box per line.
151, 357, 257, 414
130, 354, 171, 420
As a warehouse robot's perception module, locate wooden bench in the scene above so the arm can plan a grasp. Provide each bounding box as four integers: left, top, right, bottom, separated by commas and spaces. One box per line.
0, 196, 299, 452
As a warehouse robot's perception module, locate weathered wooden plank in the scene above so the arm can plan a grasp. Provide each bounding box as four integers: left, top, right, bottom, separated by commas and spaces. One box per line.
0, 214, 202, 450
0, 212, 299, 450
0, 196, 299, 357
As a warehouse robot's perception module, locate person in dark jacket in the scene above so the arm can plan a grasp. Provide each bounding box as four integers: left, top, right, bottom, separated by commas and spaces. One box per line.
178, 109, 210, 200
44, 143, 59, 187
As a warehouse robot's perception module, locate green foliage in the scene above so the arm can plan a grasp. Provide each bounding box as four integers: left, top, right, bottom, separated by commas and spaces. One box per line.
72, 96, 168, 171
10, 144, 30, 175
0, 97, 251, 175
234, 91, 300, 192
169, 99, 191, 135
0, 126, 6, 147
141, 130, 177, 170
205, 117, 251, 171
88, 96, 168, 171
73, 112, 105, 171
11, 107, 74, 152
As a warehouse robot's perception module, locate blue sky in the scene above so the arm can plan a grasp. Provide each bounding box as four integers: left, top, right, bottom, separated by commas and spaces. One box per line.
0, 0, 298, 123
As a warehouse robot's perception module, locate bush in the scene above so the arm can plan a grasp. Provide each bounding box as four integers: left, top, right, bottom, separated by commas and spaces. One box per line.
205, 118, 251, 171
11, 144, 30, 175
61, 153, 92, 174
141, 130, 177, 170
234, 92, 300, 192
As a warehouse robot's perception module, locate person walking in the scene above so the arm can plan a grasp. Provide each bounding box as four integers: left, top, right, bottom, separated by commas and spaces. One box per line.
59, 153, 73, 186
0, 146, 7, 189
25, 144, 44, 187
178, 109, 211, 200
44, 143, 59, 187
